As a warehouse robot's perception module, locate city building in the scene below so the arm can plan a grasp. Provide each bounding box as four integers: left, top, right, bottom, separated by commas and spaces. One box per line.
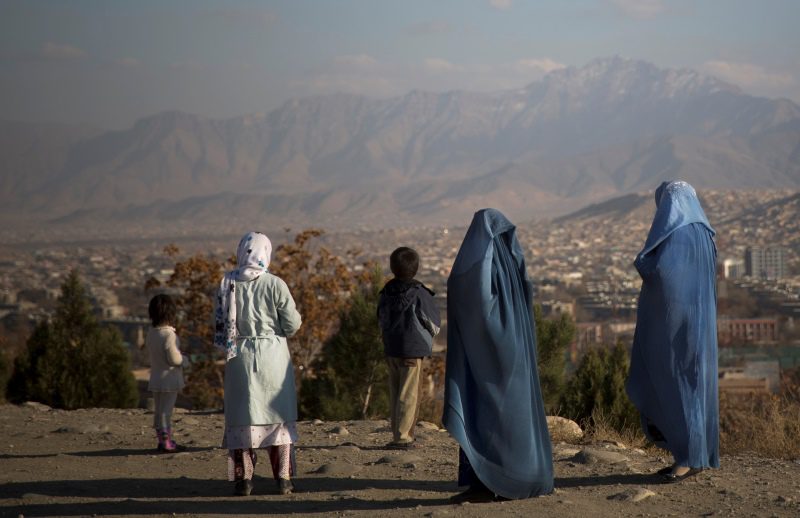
717, 317, 778, 345
745, 246, 787, 280
723, 258, 744, 279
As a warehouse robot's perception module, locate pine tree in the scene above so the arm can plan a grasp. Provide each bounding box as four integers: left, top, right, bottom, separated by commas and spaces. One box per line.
534, 305, 574, 412
560, 342, 639, 430
299, 268, 389, 420
7, 270, 138, 409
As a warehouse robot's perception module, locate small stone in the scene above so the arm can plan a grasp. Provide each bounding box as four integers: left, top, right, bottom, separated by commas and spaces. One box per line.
330, 426, 349, 435
556, 447, 582, 458
608, 487, 656, 502
312, 419, 324, 425
573, 448, 629, 465
376, 452, 423, 465
546, 416, 584, 442
311, 462, 361, 476
23, 401, 52, 412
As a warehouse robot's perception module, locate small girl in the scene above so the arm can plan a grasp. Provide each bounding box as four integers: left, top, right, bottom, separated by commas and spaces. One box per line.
146, 293, 189, 452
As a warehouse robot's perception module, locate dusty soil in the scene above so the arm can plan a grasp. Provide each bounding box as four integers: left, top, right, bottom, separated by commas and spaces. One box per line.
1, 402, 799, 518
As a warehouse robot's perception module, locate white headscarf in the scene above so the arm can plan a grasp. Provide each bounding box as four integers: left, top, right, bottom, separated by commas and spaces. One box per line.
214, 231, 272, 360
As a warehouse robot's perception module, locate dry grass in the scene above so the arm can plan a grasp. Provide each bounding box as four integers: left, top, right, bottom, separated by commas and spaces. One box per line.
580, 408, 663, 454
416, 392, 444, 427
720, 390, 800, 460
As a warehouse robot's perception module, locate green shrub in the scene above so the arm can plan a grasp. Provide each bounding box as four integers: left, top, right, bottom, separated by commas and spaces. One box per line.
561, 342, 639, 431
534, 305, 574, 412
7, 270, 138, 409
299, 269, 388, 420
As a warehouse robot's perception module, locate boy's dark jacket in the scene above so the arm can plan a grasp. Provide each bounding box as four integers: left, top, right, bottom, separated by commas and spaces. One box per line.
377, 278, 441, 358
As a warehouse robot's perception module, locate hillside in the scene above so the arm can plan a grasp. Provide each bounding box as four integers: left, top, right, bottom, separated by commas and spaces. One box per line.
1, 403, 798, 517
1, 57, 799, 232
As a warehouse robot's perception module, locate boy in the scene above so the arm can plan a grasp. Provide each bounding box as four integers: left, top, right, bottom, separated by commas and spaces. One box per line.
377, 247, 441, 449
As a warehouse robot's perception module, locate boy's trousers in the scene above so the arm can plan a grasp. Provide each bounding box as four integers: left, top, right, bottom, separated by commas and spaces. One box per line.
386, 357, 422, 443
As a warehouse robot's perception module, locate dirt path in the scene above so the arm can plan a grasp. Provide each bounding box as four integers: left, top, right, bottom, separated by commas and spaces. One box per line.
1, 403, 798, 517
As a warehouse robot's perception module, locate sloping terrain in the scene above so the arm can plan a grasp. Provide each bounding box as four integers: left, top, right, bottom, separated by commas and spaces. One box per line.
1, 403, 798, 517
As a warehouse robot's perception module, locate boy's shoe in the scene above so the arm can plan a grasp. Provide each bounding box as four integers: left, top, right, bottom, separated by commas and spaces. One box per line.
234, 479, 253, 496
387, 439, 419, 450
277, 478, 294, 495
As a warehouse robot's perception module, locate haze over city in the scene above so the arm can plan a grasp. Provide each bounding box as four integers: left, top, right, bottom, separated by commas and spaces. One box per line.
1, 0, 799, 129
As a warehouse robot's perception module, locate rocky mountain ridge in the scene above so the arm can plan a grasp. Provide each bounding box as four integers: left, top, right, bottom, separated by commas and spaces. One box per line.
1, 56, 799, 231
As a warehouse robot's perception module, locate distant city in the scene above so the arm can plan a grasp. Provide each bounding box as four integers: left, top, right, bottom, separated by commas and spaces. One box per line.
1, 189, 798, 397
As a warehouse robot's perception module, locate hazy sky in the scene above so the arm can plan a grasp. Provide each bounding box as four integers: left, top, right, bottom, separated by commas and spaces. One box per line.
1, 0, 798, 129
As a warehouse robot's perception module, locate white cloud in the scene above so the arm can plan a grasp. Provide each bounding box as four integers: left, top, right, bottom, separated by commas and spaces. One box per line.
297, 74, 396, 97
702, 60, 795, 91
206, 7, 277, 26
406, 20, 451, 36
610, 0, 664, 19
40, 42, 86, 60
170, 60, 204, 72
333, 54, 379, 68
113, 57, 141, 68
514, 58, 567, 74
489, 0, 513, 10
424, 58, 462, 72
294, 55, 567, 100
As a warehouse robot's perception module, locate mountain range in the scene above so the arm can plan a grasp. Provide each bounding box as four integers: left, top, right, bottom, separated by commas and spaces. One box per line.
1, 56, 799, 233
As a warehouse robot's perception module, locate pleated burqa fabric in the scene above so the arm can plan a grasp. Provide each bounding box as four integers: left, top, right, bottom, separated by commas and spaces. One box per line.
443, 208, 554, 499
626, 181, 720, 469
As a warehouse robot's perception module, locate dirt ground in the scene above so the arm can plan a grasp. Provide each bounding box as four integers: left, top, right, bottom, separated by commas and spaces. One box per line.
1, 402, 799, 518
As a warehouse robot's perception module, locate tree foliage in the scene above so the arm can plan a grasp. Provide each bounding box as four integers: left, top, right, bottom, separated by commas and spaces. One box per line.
299, 268, 388, 420
270, 229, 369, 381
534, 305, 574, 412
560, 342, 639, 430
7, 270, 138, 409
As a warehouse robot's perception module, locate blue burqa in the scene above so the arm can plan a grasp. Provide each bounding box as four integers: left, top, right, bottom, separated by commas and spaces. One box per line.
443, 208, 554, 499
626, 181, 720, 469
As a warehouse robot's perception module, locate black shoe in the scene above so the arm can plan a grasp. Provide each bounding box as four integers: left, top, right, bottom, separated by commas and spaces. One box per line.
234, 479, 253, 496
278, 478, 294, 495
656, 466, 673, 476
449, 485, 497, 504
663, 467, 703, 483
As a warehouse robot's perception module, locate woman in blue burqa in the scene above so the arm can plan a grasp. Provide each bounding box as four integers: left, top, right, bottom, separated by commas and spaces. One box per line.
443, 208, 554, 502
626, 180, 719, 482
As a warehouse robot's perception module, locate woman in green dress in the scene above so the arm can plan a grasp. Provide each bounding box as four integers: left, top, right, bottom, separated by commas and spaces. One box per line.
214, 231, 302, 496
